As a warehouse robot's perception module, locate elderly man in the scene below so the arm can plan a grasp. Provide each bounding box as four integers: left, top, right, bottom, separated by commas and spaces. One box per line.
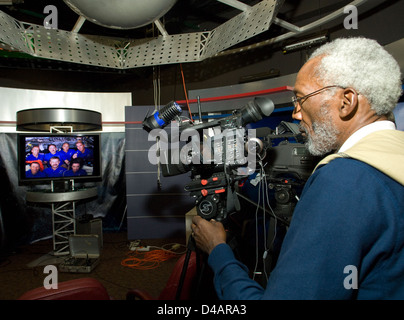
191, 37, 404, 299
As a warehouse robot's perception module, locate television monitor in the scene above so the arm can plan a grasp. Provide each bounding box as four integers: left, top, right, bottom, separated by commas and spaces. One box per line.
18, 133, 102, 186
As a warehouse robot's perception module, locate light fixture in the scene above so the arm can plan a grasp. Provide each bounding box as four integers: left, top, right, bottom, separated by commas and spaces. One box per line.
282, 34, 329, 54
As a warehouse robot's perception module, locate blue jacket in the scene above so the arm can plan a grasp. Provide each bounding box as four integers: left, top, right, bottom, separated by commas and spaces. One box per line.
44, 166, 67, 177
208, 129, 404, 299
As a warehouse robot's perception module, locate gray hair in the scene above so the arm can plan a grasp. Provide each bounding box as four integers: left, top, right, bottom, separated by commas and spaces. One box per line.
310, 37, 402, 115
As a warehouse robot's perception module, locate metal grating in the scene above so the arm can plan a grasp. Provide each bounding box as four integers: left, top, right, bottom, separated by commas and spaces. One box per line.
124, 32, 210, 68
0, 11, 28, 52
0, 0, 282, 69
201, 0, 281, 59
28, 26, 122, 68
0, 0, 376, 69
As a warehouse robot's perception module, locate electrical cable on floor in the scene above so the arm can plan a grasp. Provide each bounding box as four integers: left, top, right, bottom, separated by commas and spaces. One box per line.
121, 243, 187, 270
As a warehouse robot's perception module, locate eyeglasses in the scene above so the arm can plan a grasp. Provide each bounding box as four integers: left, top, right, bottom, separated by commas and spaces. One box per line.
292, 85, 345, 110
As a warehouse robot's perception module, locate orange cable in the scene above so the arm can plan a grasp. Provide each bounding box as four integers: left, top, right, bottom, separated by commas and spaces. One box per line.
121, 249, 178, 270
180, 63, 193, 121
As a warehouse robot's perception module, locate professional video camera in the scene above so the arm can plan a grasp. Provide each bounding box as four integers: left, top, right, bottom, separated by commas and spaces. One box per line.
142, 98, 318, 222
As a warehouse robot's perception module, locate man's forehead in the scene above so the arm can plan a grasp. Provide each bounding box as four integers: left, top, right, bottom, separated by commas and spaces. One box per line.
294, 58, 322, 93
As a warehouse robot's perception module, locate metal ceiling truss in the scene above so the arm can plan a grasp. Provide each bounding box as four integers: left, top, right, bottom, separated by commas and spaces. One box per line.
0, 0, 368, 69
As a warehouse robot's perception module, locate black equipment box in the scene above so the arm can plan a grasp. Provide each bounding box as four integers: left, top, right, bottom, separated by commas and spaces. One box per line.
76, 218, 103, 249
59, 234, 101, 273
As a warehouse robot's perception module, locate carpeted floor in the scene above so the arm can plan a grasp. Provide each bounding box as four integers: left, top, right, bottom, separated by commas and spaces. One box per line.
0, 231, 189, 300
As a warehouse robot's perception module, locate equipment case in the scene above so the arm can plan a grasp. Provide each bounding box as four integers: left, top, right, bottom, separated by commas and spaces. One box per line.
59, 234, 101, 273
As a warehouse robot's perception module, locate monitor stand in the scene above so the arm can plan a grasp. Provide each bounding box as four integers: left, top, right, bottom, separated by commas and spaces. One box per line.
26, 181, 98, 256
51, 179, 75, 193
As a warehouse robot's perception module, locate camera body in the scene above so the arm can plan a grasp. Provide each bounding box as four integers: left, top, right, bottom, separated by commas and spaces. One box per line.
143, 98, 318, 221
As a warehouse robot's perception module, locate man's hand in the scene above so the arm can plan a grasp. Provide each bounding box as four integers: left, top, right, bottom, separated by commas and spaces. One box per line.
191, 216, 227, 254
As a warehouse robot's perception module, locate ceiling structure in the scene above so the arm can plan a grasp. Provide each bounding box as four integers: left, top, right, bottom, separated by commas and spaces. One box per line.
0, 0, 394, 72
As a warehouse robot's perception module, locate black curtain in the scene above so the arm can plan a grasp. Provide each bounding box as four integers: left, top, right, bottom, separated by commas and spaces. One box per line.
0, 132, 126, 255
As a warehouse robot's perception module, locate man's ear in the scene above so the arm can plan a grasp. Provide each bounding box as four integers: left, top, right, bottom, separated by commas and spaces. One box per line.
339, 87, 359, 119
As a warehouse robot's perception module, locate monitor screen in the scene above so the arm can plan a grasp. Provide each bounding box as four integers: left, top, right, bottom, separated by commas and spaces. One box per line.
18, 133, 102, 185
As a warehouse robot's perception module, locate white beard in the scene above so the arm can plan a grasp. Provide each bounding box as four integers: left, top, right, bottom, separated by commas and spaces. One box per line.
301, 103, 340, 156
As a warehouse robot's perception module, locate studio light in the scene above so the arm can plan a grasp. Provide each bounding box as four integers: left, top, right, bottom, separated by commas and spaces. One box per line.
282, 35, 329, 54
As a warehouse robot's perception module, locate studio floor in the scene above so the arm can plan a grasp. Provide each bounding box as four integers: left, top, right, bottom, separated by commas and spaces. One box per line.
0, 231, 188, 300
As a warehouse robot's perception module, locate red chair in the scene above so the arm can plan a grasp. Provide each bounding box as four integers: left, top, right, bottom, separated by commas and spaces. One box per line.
18, 277, 111, 300
17, 252, 200, 300
126, 251, 199, 300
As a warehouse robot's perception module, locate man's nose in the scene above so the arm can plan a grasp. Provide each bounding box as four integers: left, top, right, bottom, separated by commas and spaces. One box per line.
292, 108, 302, 121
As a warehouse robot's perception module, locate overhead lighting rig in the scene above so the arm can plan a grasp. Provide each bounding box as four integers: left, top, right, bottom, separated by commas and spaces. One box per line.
0, 0, 23, 5
282, 35, 329, 54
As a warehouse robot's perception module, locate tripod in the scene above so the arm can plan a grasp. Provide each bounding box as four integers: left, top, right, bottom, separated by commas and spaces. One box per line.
175, 220, 242, 300
175, 234, 209, 300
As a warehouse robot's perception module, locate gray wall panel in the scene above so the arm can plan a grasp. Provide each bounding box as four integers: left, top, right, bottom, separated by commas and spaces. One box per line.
126, 172, 191, 195
125, 106, 196, 239
126, 194, 194, 218
125, 172, 159, 195
127, 216, 186, 240
125, 150, 158, 172
125, 105, 152, 122
125, 128, 156, 150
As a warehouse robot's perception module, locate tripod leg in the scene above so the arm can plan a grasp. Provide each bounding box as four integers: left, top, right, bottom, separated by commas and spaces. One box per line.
176, 235, 196, 300
193, 251, 207, 300
176, 247, 192, 300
